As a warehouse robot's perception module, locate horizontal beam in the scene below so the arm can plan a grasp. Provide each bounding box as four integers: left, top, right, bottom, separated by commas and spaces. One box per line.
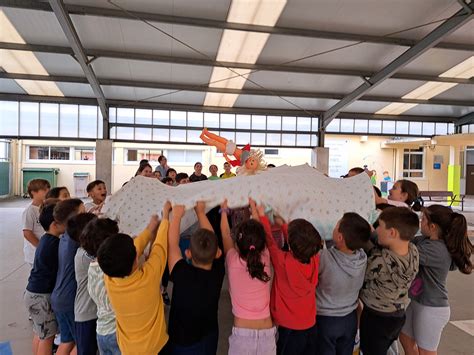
1, 72, 472, 107
0, 93, 457, 123
454, 112, 474, 126
2, 0, 473, 52
1, 42, 473, 85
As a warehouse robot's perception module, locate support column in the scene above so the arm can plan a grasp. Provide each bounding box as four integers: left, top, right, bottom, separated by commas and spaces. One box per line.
448, 145, 461, 205
311, 147, 330, 175
96, 140, 113, 192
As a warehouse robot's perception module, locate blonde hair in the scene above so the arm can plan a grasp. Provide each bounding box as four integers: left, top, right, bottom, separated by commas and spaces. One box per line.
237, 149, 267, 175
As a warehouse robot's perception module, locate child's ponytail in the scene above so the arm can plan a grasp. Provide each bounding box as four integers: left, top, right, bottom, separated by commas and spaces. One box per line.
234, 219, 270, 283
446, 212, 473, 274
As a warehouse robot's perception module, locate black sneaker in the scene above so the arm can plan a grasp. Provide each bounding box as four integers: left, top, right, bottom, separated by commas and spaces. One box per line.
162, 291, 171, 306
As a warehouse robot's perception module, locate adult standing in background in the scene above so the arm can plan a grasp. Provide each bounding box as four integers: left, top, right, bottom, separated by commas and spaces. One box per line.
155, 155, 169, 179
189, 162, 208, 182
220, 162, 236, 179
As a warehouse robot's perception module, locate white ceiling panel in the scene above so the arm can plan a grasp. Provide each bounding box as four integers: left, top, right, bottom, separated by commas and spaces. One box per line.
2, 8, 69, 46
431, 84, 474, 101
259, 37, 406, 72
103, 86, 205, 105
70, 15, 223, 59
34, 53, 85, 77
404, 104, 473, 117
244, 71, 362, 94
398, 49, 473, 76
55, 83, 95, 97
277, 0, 456, 38
91, 58, 212, 84
0, 78, 27, 94
64, 0, 231, 21
235, 95, 337, 111
344, 101, 393, 114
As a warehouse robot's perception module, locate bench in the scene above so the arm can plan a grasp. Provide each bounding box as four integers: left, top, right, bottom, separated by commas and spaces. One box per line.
419, 191, 466, 211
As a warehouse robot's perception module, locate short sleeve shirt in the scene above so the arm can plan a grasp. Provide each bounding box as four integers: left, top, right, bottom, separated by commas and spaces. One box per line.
168, 259, 225, 346
22, 204, 44, 264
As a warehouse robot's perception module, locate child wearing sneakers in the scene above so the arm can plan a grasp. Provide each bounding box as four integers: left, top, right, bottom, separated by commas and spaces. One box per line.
359, 207, 420, 355
252, 199, 323, 355
167, 201, 225, 354
97, 203, 170, 354
220, 200, 275, 355
315, 212, 371, 355
22, 179, 50, 267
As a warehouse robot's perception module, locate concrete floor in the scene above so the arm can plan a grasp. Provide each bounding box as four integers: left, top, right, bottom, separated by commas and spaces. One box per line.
1, 198, 473, 355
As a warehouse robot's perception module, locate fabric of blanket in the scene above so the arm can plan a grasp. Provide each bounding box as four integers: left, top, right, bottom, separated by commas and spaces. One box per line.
102, 164, 376, 240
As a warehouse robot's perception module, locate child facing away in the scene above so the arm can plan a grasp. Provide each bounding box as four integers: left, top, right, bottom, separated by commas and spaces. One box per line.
359, 207, 420, 355
83, 218, 121, 355
167, 202, 225, 354
400, 205, 473, 355
97, 203, 170, 355
84, 180, 107, 213
251, 199, 323, 355
315, 212, 371, 355
22, 178, 50, 267
24, 199, 84, 355
220, 200, 275, 355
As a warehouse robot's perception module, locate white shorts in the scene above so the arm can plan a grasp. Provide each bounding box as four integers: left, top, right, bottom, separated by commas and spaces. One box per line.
226, 140, 237, 155
401, 300, 450, 351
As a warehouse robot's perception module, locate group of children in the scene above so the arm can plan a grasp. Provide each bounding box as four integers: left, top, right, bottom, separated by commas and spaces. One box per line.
21, 170, 473, 355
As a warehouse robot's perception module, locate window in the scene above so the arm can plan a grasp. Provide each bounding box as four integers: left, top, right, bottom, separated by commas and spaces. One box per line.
297, 134, 311, 146
170, 111, 186, 126
382, 121, 396, 134
403, 148, 424, 178
126, 149, 163, 162
282, 116, 296, 131
28, 146, 70, 160
153, 110, 169, 125
0, 140, 9, 162
79, 105, 97, 138
170, 129, 186, 142
422, 122, 435, 136
282, 133, 296, 146
187, 130, 202, 143
354, 119, 368, 133
326, 119, 340, 133
297, 117, 311, 132
50, 147, 70, 160
135, 109, 152, 125
60, 105, 78, 137
204, 112, 219, 128
40, 103, 59, 137
396, 121, 409, 135
340, 119, 354, 133
267, 116, 281, 130
435, 123, 448, 135
116, 127, 134, 140
266, 133, 281, 146
20, 102, 39, 136
220, 114, 235, 129
252, 115, 266, 130
29, 146, 49, 160
409, 121, 422, 135
236, 131, 251, 145
116, 108, 134, 124
368, 120, 382, 134
0, 101, 19, 136
74, 147, 95, 161
135, 128, 152, 141
236, 114, 251, 129
251, 132, 265, 145
167, 149, 202, 164
188, 112, 203, 127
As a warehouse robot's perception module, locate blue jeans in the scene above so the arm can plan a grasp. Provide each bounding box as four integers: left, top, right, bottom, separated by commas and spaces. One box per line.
277, 323, 317, 355
315, 310, 358, 355
170, 330, 218, 355
97, 333, 121, 355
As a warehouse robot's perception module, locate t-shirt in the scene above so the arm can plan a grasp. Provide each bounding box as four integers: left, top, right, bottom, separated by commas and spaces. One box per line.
409, 236, 452, 307
88, 262, 116, 336
51, 232, 80, 313
84, 201, 98, 213
26, 233, 60, 294
22, 204, 44, 265
74, 248, 97, 322
169, 259, 225, 346
208, 175, 220, 181
189, 173, 208, 182
219, 172, 236, 179
226, 248, 272, 320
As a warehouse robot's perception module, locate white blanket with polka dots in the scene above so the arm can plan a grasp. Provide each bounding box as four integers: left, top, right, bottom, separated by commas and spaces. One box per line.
102, 164, 376, 240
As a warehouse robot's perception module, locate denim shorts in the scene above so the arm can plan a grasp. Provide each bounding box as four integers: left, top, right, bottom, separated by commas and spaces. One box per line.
97, 332, 121, 355
55, 310, 76, 343
24, 290, 58, 340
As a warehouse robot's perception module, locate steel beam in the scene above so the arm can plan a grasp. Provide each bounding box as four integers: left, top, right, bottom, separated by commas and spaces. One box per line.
47, 0, 108, 127
1, 42, 472, 85
0, 93, 457, 123
454, 112, 474, 126
2, 0, 473, 52
2, 71, 472, 107
321, 2, 474, 128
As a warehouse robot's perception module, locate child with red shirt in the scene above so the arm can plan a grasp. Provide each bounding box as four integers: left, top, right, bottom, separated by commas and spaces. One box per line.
250, 200, 323, 355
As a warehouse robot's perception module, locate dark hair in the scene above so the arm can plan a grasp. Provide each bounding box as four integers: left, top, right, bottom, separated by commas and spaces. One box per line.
176, 173, 189, 183
288, 219, 322, 264
135, 163, 152, 176
267, 164, 276, 168
53, 198, 84, 225
189, 229, 218, 265
27, 179, 51, 198
378, 207, 419, 241
80, 218, 119, 257
423, 205, 473, 274
234, 219, 270, 282
39, 201, 57, 230
194, 162, 202, 168
86, 180, 105, 193
67, 213, 96, 242
166, 168, 177, 177
373, 186, 382, 198
97, 233, 136, 278
397, 179, 421, 211
46, 186, 68, 199
162, 177, 173, 185
209, 164, 218, 171
338, 213, 371, 250
223, 162, 230, 167
139, 159, 149, 166
348, 167, 365, 175
158, 155, 166, 163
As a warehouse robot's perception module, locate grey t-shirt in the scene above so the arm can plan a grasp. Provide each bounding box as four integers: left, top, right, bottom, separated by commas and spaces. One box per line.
74, 247, 97, 322
409, 236, 452, 307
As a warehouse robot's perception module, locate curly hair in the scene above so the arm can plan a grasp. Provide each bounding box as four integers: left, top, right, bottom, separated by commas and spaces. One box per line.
236, 149, 267, 175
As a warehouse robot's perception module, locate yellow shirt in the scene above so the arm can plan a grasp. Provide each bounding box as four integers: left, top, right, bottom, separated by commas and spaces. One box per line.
104, 220, 169, 355
220, 172, 236, 179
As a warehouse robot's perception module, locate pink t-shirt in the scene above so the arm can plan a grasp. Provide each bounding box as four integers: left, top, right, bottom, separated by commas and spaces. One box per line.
226, 248, 272, 320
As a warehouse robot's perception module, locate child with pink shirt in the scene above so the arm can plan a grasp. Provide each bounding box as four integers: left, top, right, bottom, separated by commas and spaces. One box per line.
220, 200, 275, 355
